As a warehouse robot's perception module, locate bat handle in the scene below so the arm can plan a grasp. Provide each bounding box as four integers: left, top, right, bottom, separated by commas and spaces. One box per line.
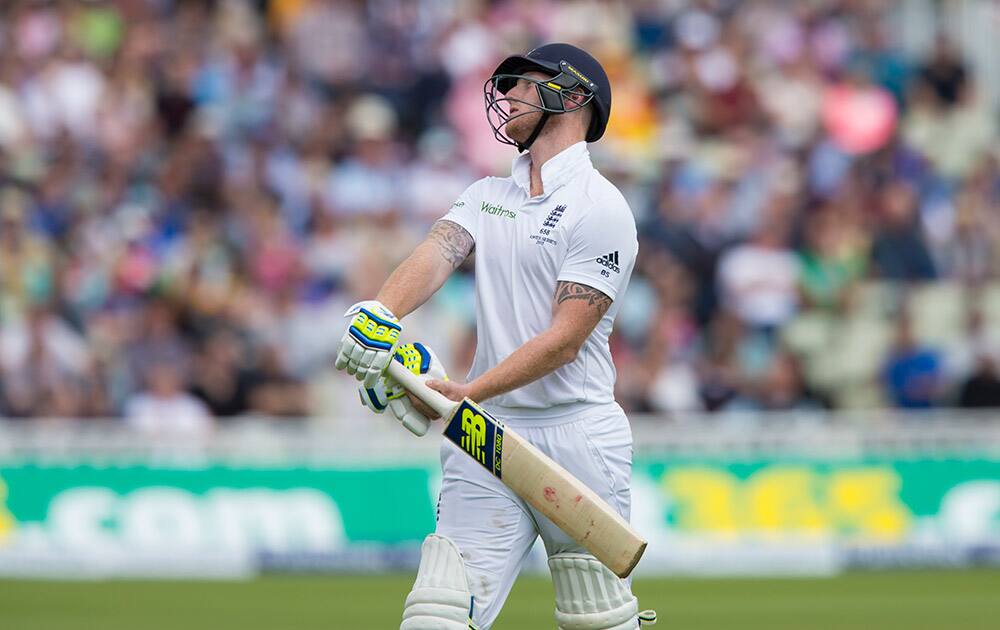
386, 360, 458, 418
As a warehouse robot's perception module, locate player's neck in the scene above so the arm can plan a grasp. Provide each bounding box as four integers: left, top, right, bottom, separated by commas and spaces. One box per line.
526, 133, 585, 198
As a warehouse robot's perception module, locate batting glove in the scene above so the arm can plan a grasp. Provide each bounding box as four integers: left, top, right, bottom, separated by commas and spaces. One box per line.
359, 342, 448, 436
336, 300, 402, 388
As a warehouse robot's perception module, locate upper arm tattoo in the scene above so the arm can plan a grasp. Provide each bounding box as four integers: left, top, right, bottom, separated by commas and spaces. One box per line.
554, 281, 613, 315
428, 220, 475, 269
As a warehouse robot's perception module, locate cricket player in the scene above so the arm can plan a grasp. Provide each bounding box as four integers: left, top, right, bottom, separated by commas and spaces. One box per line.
336, 43, 653, 629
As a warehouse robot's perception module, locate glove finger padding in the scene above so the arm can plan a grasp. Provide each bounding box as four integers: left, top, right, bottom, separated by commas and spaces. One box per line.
359, 342, 448, 436
388, 397, 432, 437
335, 330, 353, 371
348, 344, 374, 380
363, 351, 391, 388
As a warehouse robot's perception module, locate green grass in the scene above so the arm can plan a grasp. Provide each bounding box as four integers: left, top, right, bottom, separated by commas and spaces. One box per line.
1, 570, 998, 629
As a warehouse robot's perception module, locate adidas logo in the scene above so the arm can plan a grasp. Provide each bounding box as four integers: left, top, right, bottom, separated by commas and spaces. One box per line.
596, 251, 620, 273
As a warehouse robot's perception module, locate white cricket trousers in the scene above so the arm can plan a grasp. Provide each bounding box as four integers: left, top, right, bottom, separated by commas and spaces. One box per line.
434, 404, 633, 629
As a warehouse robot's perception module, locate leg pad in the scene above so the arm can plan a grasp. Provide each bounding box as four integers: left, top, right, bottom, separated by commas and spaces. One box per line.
549, 553, 644, 630
401, 535, 477, 629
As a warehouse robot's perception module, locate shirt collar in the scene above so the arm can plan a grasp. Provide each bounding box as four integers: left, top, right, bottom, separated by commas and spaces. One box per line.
511, 141, 592, 197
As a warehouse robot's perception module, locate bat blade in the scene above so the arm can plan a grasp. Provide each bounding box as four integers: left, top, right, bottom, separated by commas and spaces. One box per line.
442, 398, 646, 578
385, 361, 647, 577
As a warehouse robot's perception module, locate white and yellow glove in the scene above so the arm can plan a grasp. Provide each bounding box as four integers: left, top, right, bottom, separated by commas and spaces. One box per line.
359, 342, 448, 436
336, 300, 402, 388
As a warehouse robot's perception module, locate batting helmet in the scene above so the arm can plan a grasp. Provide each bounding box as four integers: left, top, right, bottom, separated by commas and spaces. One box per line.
485, 43, 612, 151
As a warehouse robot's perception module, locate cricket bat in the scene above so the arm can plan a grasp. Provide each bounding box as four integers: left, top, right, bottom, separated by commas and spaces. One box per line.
386, 360, 647, 578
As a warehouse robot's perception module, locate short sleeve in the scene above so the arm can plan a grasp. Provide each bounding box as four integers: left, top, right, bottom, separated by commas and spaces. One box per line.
439, 179, 482, 243
557, 207, 638, 301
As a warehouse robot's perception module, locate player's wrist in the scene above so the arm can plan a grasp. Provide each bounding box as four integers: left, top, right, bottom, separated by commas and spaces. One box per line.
464, 379, 489, 403
372, 296, 404, 320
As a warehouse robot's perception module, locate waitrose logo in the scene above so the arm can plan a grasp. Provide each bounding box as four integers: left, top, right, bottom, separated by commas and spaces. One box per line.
481, 201, 516, 219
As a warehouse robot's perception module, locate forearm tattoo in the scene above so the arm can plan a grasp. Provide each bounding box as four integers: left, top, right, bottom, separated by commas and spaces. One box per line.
428, 220, 475, 269
554, 281, 612, 313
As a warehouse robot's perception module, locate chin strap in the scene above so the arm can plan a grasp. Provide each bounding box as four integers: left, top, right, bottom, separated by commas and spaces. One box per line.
516, 112, 552, 152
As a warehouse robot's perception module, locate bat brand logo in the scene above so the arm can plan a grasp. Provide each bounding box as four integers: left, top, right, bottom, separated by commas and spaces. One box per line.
493, 433, 503, 477
596, 251, 620, 273
445, 401, 504, 479
460, 407, 487, 465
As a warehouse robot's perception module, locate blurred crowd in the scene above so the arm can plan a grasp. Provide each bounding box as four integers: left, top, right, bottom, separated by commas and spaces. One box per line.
0, 0, 999, 430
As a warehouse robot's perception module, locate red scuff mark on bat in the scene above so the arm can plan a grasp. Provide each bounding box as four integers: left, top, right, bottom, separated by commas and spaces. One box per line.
544, 487, 557, 502
574, 495, 582, 505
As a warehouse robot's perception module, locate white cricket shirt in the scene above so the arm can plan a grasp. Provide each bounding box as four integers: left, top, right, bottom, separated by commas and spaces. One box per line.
441, 142, 637, 422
